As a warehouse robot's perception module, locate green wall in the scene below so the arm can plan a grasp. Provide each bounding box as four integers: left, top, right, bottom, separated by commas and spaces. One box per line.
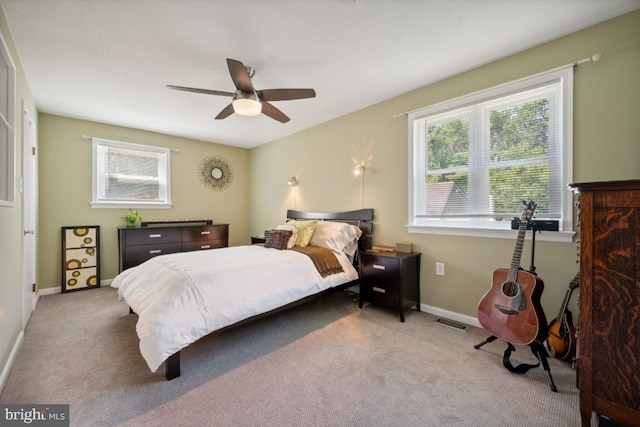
0, 4, 38, 389
250, 11, 640, 321
37, 114, 250, 287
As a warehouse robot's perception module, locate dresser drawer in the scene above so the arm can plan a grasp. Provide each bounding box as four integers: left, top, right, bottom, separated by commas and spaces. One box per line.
118, 223, 229, 272
182, 239, 227, 251
123, 242, 182, 269
182, 224, 229, 242
124, 227, 182, 246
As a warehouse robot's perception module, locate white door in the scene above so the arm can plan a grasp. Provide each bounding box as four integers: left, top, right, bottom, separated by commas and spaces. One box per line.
22, 105, 36, 329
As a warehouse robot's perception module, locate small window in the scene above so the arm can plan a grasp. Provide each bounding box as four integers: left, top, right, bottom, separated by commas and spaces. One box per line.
408, 67, 573, 241
91, 138, 171, 208
0, 34, 15, 207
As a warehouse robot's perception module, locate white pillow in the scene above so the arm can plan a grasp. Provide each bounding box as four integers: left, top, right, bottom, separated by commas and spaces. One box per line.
309, 221, 362, 256
275, 224, 298, 249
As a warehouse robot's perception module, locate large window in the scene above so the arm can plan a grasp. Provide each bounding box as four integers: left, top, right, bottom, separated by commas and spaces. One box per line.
91, 138, 171, 208
408, 67, 573, 241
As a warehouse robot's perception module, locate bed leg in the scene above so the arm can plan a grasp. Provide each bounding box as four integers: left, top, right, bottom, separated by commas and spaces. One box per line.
166, 351, 181, 380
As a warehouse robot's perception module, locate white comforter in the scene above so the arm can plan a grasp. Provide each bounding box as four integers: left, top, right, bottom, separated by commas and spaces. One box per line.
111, 245, 358, 372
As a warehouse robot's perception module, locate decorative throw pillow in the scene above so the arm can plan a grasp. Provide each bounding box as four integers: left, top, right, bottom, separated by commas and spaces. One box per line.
275, 224, 298, 249
264, 229, 293, 250
286, 219, 318, 247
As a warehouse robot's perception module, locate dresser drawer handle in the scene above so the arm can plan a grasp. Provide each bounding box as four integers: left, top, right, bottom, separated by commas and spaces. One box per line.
200, 231, 211, 235
373, 264, 386, 270
373, 286, 386, 293
200, 245, 211, 249
149, 234, 162, 238
149, 249, 162, 254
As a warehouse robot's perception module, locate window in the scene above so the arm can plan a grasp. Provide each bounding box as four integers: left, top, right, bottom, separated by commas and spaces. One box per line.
91, 138, 171, 208
408, 67, 573, 242
0, 34, 15, 207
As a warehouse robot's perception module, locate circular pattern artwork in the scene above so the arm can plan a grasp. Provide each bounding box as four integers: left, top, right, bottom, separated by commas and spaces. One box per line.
199, 155, 234, 191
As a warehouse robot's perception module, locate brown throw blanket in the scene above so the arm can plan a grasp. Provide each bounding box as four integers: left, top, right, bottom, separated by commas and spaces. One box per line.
291, 246, 344, 278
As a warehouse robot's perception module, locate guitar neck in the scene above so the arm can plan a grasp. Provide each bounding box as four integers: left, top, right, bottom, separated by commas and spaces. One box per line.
508, 218, 529, 282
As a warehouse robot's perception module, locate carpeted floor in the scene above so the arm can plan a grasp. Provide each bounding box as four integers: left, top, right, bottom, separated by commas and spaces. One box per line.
1, 286, 584, 426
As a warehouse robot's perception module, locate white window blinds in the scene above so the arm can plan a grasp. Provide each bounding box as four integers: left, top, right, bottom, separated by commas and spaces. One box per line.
409, 66, 573, 234
91, 138, 171, 208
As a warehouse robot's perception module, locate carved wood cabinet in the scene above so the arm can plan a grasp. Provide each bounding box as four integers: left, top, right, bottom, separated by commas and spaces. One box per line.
570, 180, 640, 427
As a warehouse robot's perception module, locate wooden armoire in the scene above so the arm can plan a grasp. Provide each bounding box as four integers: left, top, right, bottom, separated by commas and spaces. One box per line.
569, 180, 640, 427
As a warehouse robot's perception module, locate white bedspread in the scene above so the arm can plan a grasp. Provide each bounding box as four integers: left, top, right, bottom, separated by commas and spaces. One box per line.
111, 245, 358, 372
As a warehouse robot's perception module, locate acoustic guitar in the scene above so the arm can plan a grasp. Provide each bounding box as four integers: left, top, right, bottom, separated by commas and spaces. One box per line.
546, 273, 579, 361
477, 201, 548, 345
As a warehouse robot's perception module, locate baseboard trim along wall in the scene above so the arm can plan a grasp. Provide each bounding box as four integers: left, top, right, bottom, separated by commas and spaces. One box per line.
420, 303, 482, 329
37, 279, 114, 298
0, 331, 24, 395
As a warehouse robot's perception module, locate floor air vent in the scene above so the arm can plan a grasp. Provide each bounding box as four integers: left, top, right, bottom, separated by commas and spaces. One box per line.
435, 318, 467, 331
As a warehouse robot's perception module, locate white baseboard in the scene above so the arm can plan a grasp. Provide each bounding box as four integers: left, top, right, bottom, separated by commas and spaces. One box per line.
0, 330, 24, 395
37, 279, 113, 299
419, 303, 482, 329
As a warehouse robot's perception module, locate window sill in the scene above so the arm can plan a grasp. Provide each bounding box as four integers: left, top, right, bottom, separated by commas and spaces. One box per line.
90, 201, 172, 209
407, 224, 574, 243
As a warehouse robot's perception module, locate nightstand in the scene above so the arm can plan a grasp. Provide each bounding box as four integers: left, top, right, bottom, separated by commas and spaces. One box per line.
358, 251, 421, 322
250, 236, 266, 245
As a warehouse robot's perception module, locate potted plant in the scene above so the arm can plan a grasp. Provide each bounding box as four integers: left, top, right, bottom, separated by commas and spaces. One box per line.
123, 209, 141, 227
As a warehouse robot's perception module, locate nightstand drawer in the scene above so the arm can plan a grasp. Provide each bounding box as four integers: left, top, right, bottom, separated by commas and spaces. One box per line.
361, 256, 398, 284
364, 281, 399, 307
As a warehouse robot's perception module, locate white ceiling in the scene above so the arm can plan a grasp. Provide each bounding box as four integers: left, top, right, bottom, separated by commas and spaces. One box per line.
2, 0, 639, 149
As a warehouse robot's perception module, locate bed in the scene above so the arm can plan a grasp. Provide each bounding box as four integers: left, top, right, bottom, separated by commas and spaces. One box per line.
111, 208, 373, 380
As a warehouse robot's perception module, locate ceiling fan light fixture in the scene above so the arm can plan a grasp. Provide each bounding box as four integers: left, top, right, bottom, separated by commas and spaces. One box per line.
232, 92, 262, 117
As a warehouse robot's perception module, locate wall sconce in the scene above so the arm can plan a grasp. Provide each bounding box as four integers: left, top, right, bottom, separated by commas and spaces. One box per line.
354, 165, 366, 207
288, 176, 298, 209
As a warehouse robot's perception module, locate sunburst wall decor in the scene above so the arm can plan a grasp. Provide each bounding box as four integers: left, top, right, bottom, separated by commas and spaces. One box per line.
199, 155, 234, 191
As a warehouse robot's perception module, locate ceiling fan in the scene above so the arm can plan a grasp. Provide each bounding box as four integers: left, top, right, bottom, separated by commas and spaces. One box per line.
167, 58, 316, 123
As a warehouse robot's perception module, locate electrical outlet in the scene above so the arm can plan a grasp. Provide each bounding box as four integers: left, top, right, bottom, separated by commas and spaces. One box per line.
436, 262, 445, 276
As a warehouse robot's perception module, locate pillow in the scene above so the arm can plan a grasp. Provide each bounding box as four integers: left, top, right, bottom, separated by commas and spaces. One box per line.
275, 224, 298, 249
264, 229, 293, 250
286, 219, 318, 247
309, 221, 363, 256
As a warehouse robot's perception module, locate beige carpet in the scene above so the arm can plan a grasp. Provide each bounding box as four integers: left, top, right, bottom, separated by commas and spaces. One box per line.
1, 286, 583, 426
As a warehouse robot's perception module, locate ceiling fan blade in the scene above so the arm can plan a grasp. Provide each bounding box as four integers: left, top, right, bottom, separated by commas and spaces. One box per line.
227, 58, 254, 93
261, 102, 290, 123
258, 88, 316, 102
215, 103, 235, 120
166, 85, 234, 97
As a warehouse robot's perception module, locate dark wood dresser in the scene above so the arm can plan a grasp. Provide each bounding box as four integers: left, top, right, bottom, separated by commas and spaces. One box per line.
118, 221, 229, 272
569, 180, 639, 427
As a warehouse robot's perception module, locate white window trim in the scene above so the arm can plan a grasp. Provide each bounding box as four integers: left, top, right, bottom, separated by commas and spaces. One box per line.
91, 137, 172, 209
0, 32, 16, 208
407, 66, 574, 243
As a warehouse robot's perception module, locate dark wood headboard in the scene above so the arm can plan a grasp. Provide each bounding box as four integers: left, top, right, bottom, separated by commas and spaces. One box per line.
286, 208, 374, 251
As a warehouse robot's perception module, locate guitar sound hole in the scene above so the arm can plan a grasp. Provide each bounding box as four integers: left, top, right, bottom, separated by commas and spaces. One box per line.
502, 281, 520, 297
